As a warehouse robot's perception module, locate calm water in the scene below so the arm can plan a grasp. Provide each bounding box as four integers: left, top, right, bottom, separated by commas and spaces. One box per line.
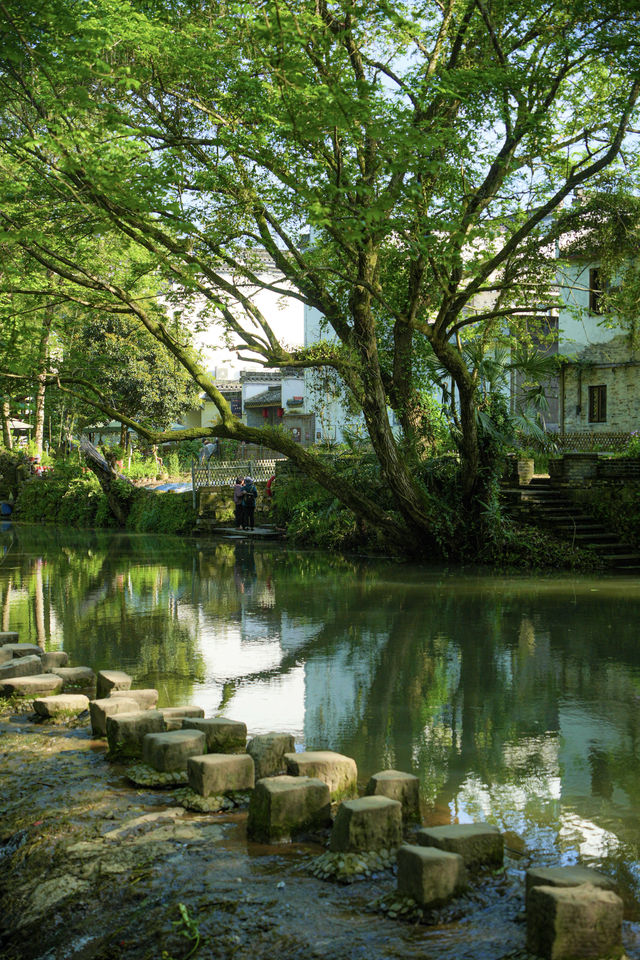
3, 522, 640, 914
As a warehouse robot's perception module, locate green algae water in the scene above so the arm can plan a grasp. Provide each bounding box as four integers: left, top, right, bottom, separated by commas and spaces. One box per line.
4, 522, 640, 928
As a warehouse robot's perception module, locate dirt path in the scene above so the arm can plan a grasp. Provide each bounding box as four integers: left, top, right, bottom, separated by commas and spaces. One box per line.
0, 712, 532, 960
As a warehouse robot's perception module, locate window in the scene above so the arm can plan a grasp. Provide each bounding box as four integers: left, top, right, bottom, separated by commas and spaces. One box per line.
588, 385, 607, 423
589, 267, 602, 315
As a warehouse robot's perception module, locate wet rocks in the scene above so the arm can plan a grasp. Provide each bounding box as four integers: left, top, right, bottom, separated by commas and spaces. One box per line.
416, 823, 504, 871
41, 651, 69, 670
247, 775, 331, 843
106, 709, 166, 758
143, 729, 207, 772
365, 770, 421, 823
0, 654, 44, 681
96, 669, 132, 700
1, 673, 64, 697
247, 732, 295, 779
310, 848, 397, 884
50, 666, 96, 691
89, 697, 141, 738
181, 717, 247, 753
33, 694, 90, 718
0, 631, 19, 643
0, 647, 12, 665
329, 796, 402, 853
397, 844, 467, 907
1, 642, 42, 658
525, 864, 616, 900
526, 882, 623, 960
188, 753, 255, 796
110, 688, 159, 710
160, 705, 205, 730
284, 750, 357, 800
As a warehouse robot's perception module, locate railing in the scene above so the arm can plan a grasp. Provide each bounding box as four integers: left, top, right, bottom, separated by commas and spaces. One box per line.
190, 457, 285, 508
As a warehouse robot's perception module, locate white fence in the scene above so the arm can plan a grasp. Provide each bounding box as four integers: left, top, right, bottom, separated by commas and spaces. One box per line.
190, 457, 285, 507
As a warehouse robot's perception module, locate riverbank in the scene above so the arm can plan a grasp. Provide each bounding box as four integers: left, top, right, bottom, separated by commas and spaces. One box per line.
0, 702, 533, 960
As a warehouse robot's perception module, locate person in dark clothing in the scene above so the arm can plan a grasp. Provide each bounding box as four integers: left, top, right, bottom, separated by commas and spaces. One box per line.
233, 477, 244, 528
241, 476, 258, 530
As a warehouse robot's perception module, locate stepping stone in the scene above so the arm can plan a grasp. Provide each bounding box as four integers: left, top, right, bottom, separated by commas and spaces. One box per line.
160, 706, 204, 731
247, 775, 331, 843
188, 754, 255, 796
1, 643, 42, 658
110, 688, 158, 710
0, 648, 13, 665
106, 710, 166, 759
525, 865, 616, 903
96, 670, 131, 700
527, 883, 623, 960
329, 796, 402, 853
397, 844, 467, 907
89, 697, 141, 738
247, 732, 295, 779
0, 655, 44, 681
41, 651, 69, 670
284, 750, 357, 800
143, 730, 207, 773
416, 823, 504, 871
51, 666, 96, 690
365, 770, 421, 822
33, 694, 90, 718
182, 717, 247, 753
0, 631, 19, 643
1, 674, 64, 698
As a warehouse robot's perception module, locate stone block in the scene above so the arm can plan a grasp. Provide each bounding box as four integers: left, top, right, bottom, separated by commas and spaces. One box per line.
527, 883, 623, 960
33, 694, 90, 718
182, 717, 247, 753
1, 674, 64, 698
89, 697, 141, 738
51, 666, 96, 690
365, 769, 421, 822
284, 750, 357, 800
96, 670, 132, 700
143, 730, 207, 773
329, 796, 402, 853
416, 823, 503, 871
160, 706, 204, 731
0, 631, 19, 643
247, 733, 295, 779
0, 655, 44, 681
397, 844, 467, 907
188, 754, 255, 796
247, 775, 332, 843
41, 651, 69, 670
110, 688, 158, 710
106, 710, 166, 759
525, 865, 616, 903
1, 642, 39, 658
0, 648, 11, 665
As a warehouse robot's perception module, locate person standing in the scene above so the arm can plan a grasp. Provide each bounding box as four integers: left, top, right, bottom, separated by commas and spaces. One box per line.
241, 476, 258, 530
233, 476, 244, 529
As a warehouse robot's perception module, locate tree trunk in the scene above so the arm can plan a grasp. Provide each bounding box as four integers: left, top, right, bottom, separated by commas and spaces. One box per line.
1, 401, 13, 450
34, 297, 54, 454
82, 456, 135, 526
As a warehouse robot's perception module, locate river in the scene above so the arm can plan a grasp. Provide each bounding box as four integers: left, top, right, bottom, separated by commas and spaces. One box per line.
3, 521, 640, 937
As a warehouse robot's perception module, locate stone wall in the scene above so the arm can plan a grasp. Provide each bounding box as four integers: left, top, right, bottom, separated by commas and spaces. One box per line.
562, 334, 640, 433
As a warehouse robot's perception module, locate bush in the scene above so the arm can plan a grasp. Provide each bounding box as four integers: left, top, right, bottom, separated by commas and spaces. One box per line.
15, 462, 112, 527
126, 490, 196, 535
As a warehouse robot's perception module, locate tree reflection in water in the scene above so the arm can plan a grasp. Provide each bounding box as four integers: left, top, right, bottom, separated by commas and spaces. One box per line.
3, 524, 640, 907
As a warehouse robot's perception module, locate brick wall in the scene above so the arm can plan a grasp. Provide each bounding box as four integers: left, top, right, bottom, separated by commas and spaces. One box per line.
562, 335, 640, 433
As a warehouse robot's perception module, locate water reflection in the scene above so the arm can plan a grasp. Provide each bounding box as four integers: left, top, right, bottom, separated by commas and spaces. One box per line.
3, 523, 640, 907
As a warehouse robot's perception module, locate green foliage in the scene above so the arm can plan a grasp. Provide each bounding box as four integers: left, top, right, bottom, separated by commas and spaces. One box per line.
161, 903, 201, 960
622, 433, 640, 459
485, 520, 603, 572
126, 490, 196, 536
15, 461, 112, 527
578, 484, 640, 548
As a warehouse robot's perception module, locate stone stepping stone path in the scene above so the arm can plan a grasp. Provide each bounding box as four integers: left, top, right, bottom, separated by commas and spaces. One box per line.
1, 632, 626, 957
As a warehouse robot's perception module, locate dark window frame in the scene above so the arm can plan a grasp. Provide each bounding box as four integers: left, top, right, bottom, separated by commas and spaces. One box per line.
588, 384, 607, 423
589, 267, 603, 315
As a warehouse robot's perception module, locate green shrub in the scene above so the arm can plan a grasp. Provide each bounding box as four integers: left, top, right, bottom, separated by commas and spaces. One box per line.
126, 490, 196, 535
15, 462, 111, 527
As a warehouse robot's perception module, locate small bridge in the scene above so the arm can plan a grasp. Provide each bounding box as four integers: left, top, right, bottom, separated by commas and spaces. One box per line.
190, 456, 286, 508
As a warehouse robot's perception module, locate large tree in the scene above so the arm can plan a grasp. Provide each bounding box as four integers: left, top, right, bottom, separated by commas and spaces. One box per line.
0, 0, 638, 556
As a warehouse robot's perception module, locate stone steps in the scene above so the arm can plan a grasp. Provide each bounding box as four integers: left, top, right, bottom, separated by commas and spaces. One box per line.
501, 477, 640, 569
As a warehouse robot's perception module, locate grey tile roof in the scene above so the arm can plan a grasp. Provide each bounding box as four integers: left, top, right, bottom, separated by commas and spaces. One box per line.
244, 387, 282, 407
